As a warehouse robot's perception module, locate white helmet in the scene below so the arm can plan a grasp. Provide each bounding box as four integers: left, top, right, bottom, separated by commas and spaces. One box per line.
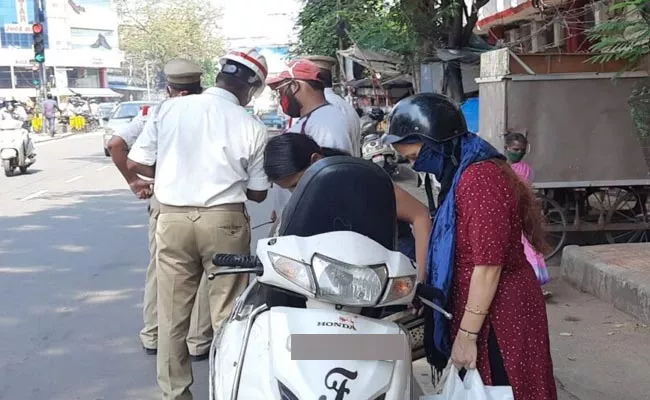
219, 48, 268, 96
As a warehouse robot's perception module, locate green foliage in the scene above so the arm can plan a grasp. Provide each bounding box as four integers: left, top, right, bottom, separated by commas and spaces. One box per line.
294, 0, 417, 57
116, 0, 224, 88
587, 0, 650, 65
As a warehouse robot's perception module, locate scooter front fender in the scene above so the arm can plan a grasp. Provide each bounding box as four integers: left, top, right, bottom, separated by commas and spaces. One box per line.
0, 148, 18, 160
212, 306, 412, 400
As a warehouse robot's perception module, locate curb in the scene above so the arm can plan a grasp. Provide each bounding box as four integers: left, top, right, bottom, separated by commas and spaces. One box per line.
32, 131, 85, 144
561, 244, 650, 326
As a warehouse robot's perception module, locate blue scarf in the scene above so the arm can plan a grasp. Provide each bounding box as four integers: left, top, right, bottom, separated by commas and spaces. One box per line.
414, 133, 504, 357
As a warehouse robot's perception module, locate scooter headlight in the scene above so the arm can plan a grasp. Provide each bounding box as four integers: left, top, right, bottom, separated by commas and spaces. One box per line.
312, 253, 388, 307
269, 252, 316, 293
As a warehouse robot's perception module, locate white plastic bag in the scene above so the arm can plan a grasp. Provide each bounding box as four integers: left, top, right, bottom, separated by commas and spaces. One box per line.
422, 365, 514, 400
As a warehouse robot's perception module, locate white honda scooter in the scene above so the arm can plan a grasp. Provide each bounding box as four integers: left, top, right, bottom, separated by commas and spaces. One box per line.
0, 118, 36, 177
208, 231, 444, 400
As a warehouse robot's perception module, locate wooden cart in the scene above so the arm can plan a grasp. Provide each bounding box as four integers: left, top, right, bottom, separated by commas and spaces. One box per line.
477, 49, 650, 259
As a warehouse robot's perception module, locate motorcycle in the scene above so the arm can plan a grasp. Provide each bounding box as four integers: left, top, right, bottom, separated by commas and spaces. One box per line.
0, 119, 36, 176
361, 133, 399, 177
207, 156, 445, 400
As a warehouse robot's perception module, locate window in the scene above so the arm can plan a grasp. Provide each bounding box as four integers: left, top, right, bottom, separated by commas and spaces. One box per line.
0, 67, 12, 89
14, 67, 39, 88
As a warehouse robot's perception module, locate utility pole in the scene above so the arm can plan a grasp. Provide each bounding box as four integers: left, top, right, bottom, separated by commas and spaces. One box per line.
145, 61, 151, 101
34, 0, 46, 102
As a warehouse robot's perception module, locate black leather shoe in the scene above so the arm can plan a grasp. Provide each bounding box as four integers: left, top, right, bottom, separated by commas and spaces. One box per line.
190, 353, 209, 362
143, 346, 157, 356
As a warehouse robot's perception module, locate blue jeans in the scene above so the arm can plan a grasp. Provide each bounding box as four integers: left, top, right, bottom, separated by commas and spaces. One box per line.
46, 117, 56, 136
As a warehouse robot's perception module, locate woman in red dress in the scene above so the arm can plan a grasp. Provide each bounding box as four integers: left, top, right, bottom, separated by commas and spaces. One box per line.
384, 93, 557, 400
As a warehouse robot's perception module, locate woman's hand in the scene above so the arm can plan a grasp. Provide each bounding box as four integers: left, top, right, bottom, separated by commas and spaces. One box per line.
450, 334, 478, 370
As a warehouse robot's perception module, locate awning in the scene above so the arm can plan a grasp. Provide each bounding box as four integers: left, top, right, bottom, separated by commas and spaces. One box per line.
0, 88, 37, 100
109, 83, 149, 92
70, 87, 123, 98
337, 46, 405, 77
51, 87, 75, 97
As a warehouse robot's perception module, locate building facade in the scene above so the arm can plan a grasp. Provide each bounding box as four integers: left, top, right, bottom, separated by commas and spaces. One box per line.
0, 0, 123, 99
470, 0, 608, 54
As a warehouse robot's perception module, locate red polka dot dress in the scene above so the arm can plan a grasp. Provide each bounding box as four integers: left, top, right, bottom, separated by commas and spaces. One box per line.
451, 161, 557, 400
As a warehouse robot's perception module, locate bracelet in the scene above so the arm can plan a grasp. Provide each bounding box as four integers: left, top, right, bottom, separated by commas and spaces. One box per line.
465, 305, 489, 316
458, 327, 479, 339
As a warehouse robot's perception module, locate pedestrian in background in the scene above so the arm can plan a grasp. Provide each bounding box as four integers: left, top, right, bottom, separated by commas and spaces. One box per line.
42, 94, 59, 137
267, 59, 354, 230
302, 55, 361, 157
107, 59, 216, 361
504, 131, 552, 292
127, 48, 269, 400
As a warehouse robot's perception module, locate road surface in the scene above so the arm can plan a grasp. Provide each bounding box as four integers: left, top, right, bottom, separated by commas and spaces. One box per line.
0, 132, 272, 400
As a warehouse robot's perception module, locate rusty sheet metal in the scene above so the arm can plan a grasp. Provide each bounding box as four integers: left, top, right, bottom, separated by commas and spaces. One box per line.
478, 76, 650, 184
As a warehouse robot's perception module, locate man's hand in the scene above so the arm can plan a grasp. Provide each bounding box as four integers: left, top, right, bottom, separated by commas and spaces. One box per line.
129, 178, 153, 199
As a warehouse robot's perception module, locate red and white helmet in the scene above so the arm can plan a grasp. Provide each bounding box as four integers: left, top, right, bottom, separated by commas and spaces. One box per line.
219, 48, 268, 96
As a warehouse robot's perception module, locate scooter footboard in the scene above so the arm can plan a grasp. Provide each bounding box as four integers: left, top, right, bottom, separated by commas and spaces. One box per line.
225, 306, 412, 400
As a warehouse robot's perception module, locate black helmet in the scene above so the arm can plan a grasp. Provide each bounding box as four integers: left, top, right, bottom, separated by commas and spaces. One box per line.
369, 107, 385, 121
384, 93, 467, 144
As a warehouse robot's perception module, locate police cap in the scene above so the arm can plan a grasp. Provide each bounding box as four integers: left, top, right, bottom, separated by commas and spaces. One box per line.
163, 59, 203, 85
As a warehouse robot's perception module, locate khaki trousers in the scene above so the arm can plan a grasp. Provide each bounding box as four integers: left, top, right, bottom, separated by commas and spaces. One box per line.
139, 195, 213, 355
156, 203, 250, 400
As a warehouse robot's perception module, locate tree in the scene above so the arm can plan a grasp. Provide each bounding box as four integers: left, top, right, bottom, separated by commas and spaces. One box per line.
294, 0, 416, 57
116, 0, 225, 89
398, 0, 490, 101
294, 0, 489, 101
587, 0, 650, 139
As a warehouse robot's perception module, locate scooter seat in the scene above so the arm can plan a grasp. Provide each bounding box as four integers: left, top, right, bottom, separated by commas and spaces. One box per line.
279, 156, 397, 251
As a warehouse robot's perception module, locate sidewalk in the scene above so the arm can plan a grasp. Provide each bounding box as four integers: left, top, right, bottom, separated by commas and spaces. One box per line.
412, 265, 650, 400
32, 130, 84, 144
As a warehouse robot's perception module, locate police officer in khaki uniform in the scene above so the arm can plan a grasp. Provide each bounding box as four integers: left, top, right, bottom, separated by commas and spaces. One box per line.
107, 59, 214, 361
127, 49, 270, 400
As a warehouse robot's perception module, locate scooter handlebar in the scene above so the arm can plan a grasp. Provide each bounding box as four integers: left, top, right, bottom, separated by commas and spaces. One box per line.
415, 283, 445, 303
212, 254, 261, 269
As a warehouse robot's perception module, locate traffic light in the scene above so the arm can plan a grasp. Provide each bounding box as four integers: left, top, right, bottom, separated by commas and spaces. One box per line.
32, 23, 45, 63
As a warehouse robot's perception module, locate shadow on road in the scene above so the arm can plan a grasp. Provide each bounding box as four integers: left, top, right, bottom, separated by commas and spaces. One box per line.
0, 189, 181, 400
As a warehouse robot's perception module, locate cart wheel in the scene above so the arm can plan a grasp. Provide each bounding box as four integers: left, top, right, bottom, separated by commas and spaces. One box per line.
537, 194, 567, 260
604, 188, 648, 244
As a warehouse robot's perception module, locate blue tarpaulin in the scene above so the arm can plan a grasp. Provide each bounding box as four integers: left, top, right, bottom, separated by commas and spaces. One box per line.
461, 97, 479, 134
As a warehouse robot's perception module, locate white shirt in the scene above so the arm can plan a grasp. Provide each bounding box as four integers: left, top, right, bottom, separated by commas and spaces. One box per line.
324, 88, 361, 157
287, 104, 355, 155
271, 103, 356, 220
115, 113, 148, 148
128, 87, 270, 207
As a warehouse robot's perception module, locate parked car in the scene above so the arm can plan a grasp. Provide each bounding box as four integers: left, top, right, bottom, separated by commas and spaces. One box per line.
258, 112, 287, 131
102, 101, 156, 156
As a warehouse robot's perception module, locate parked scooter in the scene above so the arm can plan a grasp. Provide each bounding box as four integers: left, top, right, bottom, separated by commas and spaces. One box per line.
0, 119, 36, 176
360, 107, 386, 139
361, 133, 399, 176
207, 156, 445, 400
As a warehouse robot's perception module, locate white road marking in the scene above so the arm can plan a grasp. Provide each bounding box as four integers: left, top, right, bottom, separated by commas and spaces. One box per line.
96, 165, 109, 171
65, 175, 84, 183
21, 190, 48, 201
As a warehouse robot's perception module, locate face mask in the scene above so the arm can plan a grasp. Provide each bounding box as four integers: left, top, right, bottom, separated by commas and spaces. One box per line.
412, 142, 445, 180
506, 150, 525, 163
279, 87, 302, 118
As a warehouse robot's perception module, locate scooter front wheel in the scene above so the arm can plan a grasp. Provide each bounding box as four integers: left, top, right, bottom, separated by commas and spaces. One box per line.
3, 159, 14, 177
